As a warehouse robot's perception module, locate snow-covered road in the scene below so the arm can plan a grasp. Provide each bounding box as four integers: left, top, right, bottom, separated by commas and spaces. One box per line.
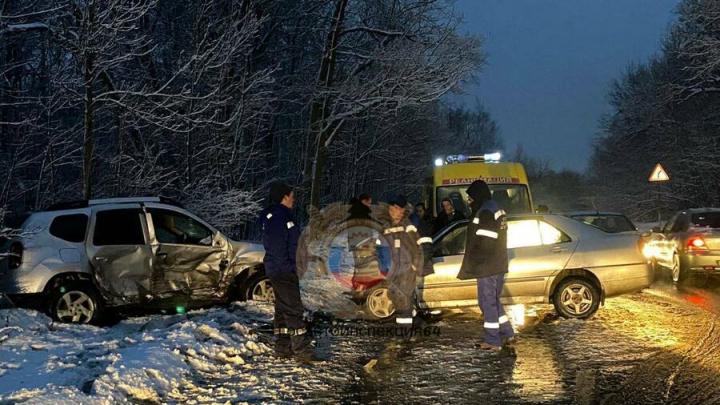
2, 276, 720, 404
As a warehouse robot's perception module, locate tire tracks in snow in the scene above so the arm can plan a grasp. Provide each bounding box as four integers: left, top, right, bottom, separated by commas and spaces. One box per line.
604, 287, 720, 404
663, 317, 717, 401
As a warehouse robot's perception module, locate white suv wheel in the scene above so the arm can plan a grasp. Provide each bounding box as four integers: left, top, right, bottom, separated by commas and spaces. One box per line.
55, 290, 96, 324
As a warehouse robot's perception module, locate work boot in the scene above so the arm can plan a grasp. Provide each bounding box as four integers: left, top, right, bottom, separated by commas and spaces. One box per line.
274, 335, 292, 358
291, 334, 319, 363
503, 336, 518, 347
475, 342, 502, 353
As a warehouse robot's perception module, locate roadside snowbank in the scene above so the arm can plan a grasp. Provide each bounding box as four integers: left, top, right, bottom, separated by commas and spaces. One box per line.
0, 303, 275, 403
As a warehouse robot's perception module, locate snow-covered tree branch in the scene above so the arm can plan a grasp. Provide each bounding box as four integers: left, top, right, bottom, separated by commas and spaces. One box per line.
1, 0, 489, 237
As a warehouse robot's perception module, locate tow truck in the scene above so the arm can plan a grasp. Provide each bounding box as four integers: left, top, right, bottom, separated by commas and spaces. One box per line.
427, 153, 534, 217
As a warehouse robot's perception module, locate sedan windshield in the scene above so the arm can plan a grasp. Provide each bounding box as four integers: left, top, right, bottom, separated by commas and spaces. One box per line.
437, 184, 532, 216
571, 215, 636, 233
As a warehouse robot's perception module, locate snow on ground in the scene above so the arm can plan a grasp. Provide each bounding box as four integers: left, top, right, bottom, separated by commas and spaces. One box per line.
0, 276, 388, 404
0, 303, 283, 404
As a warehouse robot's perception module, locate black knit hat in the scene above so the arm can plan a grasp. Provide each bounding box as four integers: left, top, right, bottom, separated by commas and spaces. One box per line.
387, 194, 408, 208
269, 182, 293, 204
466, 180, 491, 204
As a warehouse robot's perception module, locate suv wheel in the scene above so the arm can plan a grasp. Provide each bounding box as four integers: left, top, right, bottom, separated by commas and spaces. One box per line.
245, 274, 275, 302
48, 282, 105, 324
553, 278, 600, 319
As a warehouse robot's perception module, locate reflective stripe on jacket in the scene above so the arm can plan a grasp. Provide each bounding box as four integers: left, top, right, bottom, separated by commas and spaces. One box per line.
259, 204, 301, 275
457, 200, 508, 280
376, 217, 433, 277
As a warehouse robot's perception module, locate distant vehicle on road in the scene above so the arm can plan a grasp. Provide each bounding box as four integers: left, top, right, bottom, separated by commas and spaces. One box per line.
0, 197, 267, 324
363, 214, 652, 320
649, 208, 720, 283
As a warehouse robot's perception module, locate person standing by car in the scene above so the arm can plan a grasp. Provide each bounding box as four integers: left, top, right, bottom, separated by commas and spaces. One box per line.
412, 203, 434, 237
457, 180, 514, 352
378, 195, 434, 328
434, 198, 465, 234
259, 182, 316, 361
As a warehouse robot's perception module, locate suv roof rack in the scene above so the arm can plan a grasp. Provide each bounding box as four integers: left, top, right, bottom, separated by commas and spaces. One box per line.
45, 201, 89, 211
45, 196, 183, 211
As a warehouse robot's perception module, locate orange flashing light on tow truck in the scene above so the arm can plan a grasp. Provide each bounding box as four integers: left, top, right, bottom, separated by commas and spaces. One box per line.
430, 153, 534, 216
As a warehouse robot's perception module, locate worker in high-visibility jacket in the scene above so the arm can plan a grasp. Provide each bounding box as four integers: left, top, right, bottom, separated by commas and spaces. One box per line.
376, 194, 433, 327
457, 180, 515, 351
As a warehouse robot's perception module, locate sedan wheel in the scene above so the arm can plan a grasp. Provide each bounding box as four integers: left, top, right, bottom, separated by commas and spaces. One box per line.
365, 286, 395, 320
553, 278, 600, 319
250, 278, 275, 302
671, 254, 682, 283
53, 290, 97, 324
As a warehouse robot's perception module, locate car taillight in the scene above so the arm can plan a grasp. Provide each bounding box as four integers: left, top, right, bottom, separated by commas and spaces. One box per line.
687, 236, 708, 252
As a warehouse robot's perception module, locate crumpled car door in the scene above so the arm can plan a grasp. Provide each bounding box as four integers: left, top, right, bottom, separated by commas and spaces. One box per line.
87, 206, 153, 305
145, 206, 231, 300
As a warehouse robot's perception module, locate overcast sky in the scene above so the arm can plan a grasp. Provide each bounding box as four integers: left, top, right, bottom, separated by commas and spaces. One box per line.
453, 0, 681, 171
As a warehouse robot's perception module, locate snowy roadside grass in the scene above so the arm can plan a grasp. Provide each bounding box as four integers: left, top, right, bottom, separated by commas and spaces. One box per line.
0, 303, 276, 404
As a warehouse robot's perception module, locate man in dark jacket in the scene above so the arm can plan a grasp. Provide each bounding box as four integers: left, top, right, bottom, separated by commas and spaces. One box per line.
457, 180, 514, 351
259, 182, 316, 360
378, 195, 434, 327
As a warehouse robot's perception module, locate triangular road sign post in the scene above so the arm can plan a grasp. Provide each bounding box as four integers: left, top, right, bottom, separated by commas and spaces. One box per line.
648, 163, 670, 182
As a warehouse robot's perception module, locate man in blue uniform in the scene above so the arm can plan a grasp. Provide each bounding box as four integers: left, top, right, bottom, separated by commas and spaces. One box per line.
457, 180, 514, 352
259, 182, 315, 360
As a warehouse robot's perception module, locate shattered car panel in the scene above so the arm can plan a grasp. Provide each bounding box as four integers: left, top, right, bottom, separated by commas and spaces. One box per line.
90, 245, 154, 305
86, 205, 154, 305
144, 204, 232, 300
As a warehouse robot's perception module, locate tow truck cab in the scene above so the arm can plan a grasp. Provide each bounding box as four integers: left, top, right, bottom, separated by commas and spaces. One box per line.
429, 153, 534, 217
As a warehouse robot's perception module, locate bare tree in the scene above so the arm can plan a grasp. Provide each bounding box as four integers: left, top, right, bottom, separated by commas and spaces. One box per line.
590, 0, 720, 219
1, 0, 491, 237
674, 0, 720, 99
303, 0, 483, 208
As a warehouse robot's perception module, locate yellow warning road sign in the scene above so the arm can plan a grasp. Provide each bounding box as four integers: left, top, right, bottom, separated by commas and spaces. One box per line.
648, 163, 670, 182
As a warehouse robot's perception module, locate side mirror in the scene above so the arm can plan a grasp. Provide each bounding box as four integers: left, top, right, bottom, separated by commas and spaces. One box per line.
198, 234, 214, 246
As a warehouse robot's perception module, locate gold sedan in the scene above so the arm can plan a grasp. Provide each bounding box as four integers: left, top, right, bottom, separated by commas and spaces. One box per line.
365, 214, 652, 320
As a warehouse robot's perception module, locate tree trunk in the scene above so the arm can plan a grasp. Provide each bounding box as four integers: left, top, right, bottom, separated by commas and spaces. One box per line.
83, 51, 94, 200
82, 4, 96, 200
304, 0, 348, 209
186, 132, 192, 185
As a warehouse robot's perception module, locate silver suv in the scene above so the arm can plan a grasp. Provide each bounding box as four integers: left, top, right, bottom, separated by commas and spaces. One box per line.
0, 197, 268, 324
